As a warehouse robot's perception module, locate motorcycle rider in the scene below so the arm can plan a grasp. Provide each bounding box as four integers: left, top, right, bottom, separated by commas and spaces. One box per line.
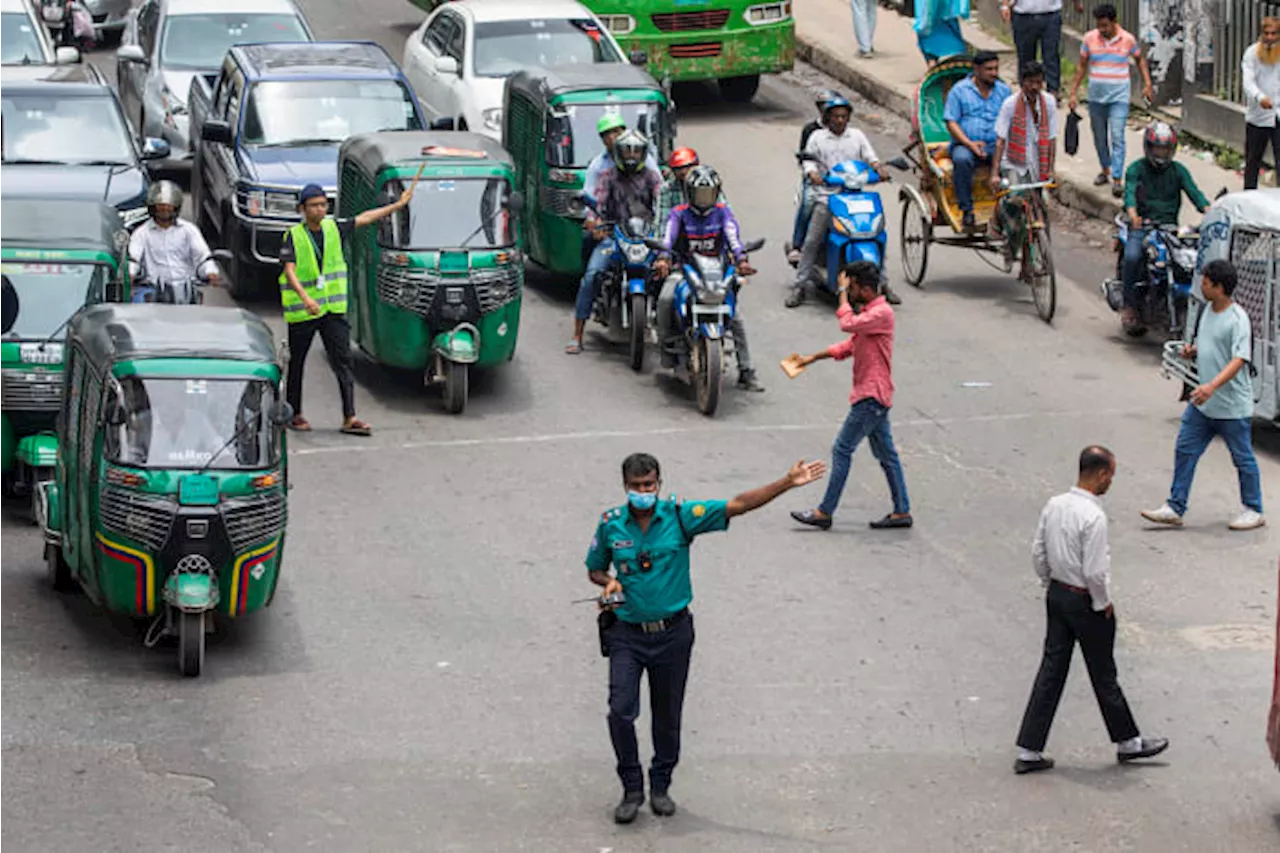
788, 89, 840, 264
1119, 122, 1210, 334
653, 165, 764, 392
582, 115, 661, 267
660, 147, 701, 215
567, 130, 662, 355
787, 95, 900, 308
128, 180, 219, 300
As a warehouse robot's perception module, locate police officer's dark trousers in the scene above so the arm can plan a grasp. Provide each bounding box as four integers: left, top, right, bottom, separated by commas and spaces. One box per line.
286, 313, 356, 419
607, 613, 695, 793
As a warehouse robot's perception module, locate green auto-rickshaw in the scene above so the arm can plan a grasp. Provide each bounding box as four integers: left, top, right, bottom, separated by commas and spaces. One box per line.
39, 304, 293, 677
502, 63, 676, 278
338, 130, 525, 414
2, 198, 130, 515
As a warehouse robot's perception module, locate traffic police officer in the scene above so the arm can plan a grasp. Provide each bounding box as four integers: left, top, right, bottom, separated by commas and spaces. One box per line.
586, 452, 826, 824
279, 182, 414, 435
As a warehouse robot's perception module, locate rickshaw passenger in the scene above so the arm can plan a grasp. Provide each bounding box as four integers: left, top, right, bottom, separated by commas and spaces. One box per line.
1119, 122, 1210, 330
944, 51, 1012, 230
567, 131, 662, 355
990, 62, 1058, 231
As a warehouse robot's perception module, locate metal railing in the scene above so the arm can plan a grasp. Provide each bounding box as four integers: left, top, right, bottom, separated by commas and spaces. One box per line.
1212, 0, 1280, 106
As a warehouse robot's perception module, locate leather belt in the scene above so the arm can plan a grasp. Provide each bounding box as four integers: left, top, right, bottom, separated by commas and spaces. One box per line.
623, 608, 689, 634
1052, 579, 1090, 595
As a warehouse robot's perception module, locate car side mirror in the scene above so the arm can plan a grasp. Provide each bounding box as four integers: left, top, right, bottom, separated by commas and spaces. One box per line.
429, 116, 456, 131
116, 44, 146, 65
505, 191, 524, 214
435, 55, 458, 75
270, 401, 294, 426
140, 137, 170, 160
2, 277, 18, 334
55, 46, 80, 65
201, 120, 233, 145
629, 50, 648, 67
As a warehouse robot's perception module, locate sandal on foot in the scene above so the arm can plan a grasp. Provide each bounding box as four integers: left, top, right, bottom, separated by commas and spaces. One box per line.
340, 419, 373, 436
565, 340, 583, 355
288, 416, 312, 432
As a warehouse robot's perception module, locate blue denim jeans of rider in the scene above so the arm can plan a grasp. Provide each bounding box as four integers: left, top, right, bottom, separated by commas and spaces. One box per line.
1089, 100, 1128, 181
1120, 226, 1148, 310
791, 186, 818, 251
818, 397, 911, 516
950, 144, 991, 214
1167, 404, 1263, 516
574, 238, 617, 321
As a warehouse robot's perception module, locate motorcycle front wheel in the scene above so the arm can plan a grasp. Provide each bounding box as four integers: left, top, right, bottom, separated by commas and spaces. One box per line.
695, 337, 722, 416
629, 293, 646, 372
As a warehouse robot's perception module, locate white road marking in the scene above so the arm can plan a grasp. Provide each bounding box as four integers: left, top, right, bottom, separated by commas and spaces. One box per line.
290, 407, 1145, 457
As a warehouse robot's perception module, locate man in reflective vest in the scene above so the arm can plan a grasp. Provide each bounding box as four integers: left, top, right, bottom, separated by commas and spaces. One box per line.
279, 182, 412, 435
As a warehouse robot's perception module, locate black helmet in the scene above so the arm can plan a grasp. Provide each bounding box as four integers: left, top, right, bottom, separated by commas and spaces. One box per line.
613, 129, 647, 174
684, 165, 721, 215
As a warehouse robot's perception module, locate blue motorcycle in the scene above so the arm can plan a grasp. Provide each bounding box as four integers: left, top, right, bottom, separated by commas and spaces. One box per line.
580, 197, 660, 371
1101, 215, 1198, 337
645, 238, 765, 416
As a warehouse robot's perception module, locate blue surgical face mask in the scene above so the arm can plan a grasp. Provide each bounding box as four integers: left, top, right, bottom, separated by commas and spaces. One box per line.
627, 490, 658, 511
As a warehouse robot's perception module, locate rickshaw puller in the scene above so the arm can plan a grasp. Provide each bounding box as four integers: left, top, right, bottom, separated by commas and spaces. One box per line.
653, 166, 763, 392
129, 181, 220, 290
279, 183, 412, 435
990, 61, 1058, 267
944, 51, 1012, 232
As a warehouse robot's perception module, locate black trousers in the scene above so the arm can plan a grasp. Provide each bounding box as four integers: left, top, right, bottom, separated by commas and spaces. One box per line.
606, 614, 694, 793
1012, 11, 1062, 94
1244, 122, 1280, 191
1016, 581, 1140, 752
286, 312, 356, 419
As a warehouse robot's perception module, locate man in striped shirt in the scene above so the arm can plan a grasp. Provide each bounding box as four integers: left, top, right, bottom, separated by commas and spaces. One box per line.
1067, 4, 1153, 198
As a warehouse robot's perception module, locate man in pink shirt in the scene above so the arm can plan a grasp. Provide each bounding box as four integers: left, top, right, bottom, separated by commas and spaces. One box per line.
789, 261, 912, 530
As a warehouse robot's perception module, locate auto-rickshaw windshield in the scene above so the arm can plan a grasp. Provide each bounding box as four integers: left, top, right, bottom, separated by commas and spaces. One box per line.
378, 177, 514, 249
546, 102, 661, 168
105, 376, 281, 470
0, 262, 107, 339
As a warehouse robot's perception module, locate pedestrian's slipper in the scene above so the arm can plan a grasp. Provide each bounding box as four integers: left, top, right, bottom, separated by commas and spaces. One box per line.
340, 419, 372, 436
565, 340, 583, 355
288, 416, 312, 432
1093, 173, 1110, 186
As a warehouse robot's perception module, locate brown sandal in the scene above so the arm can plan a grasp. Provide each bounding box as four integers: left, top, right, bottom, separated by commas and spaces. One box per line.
288, 416, 312, 431
340, 418, 372, 436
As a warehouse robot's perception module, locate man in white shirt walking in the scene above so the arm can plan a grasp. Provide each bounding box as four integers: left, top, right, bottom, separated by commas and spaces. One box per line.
1241, 16, 1280, 190
1014, 445, 1169, 774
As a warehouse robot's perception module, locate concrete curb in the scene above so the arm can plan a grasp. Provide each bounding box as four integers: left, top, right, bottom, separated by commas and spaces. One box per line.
796, 35, 1119, 223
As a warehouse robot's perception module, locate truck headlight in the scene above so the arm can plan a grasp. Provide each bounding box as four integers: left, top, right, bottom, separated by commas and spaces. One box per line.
242, 189, 299, 218
744, 2, 791, 25
599, 14, 635, 35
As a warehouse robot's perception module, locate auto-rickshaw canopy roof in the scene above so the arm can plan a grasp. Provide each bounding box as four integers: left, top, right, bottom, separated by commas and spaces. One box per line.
1203, 189, 1280, 235
70, 304, 277, 366
340, 130, 513, 172
506, 62, 663, 103
1, 198, 125, 254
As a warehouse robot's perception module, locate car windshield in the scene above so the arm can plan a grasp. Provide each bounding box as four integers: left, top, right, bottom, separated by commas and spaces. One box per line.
378, 177, 513, 249
241, 80, 421, 146
1, 93, 134, 164
160, 14, 309, 70
546, 101, 660, 168
1, 13, 46, 64
0, 262, 106, 339
105, 377, 281, 470
472, 18, 621, 78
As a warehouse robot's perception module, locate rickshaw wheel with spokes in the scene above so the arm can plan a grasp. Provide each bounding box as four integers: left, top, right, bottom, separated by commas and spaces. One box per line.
899, 193, 930, 288
178, 610, 205, 677
443, 361, 468, 414
1029, 229, 1056, 323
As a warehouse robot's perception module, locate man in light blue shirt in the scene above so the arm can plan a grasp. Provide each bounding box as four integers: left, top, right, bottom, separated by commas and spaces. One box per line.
1142, 259, 1265, 531
944, 51, 1012, 229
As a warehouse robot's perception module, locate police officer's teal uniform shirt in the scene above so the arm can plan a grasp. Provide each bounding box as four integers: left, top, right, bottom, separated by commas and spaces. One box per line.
585, 497, 730, 623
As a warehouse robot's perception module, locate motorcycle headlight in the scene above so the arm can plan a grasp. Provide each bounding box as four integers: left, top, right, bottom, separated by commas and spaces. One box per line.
695, 277, 727, 305
624, 243, 648, 264
843, 173, 867, 190
482, 107, 503, 132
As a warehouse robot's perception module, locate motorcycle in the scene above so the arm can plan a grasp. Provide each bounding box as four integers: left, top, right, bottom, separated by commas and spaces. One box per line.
784, 155, 909, 294
644, 238, 766, 416
131, 252, 227, 305
580, 197, 661, 372
1101, 216, 1198, 337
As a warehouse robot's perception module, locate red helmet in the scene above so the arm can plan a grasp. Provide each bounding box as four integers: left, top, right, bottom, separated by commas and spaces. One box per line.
1142, 122, 1177, 170
668, 147, 699, 169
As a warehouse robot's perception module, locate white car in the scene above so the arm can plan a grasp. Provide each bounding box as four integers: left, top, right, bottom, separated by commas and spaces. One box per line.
1, 0, 78, 65
402, 0, 627, 140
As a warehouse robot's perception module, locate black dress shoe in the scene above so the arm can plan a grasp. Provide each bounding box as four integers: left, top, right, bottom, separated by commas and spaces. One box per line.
614, 791, 645, 824
737, 369, 765, 392
650, 790, 677, 817
1117, 736, 1169, 763
869, 513, 912, 529
1013, 756, 1055, 774
791, 509, 832, 529
962, 211, 976, 230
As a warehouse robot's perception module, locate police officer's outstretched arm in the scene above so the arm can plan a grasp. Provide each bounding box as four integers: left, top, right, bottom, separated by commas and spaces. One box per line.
726, 459, 825, 518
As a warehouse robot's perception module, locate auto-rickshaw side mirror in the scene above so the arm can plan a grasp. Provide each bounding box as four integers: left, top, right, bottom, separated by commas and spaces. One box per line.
2, 275, 18, 334
505, 191, 525, 214
270, 401, 294, 426
201, 120, 233, 145
104, 401, 127, 427
629, 50, 648, 67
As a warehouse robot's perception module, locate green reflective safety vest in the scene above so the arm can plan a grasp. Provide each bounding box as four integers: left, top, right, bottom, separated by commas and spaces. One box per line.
279, 219, 347, 324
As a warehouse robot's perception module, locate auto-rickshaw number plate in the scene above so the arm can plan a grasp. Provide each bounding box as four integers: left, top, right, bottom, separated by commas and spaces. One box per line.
19, 343, 62, 364
186, 380, 208, 394
179, 474, 220, 507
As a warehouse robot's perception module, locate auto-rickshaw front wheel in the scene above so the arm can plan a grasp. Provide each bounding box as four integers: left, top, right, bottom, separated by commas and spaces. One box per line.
45, 544, 73, 593
178, 610, 205, 677
443, 361, 468, 414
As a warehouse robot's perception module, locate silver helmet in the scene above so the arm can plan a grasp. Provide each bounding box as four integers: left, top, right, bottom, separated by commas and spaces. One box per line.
612, 129, 648, 174
684, 165, 721, 215
146, 180, 184, 216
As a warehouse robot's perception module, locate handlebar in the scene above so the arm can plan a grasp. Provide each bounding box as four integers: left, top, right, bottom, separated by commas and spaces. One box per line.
996, 180, 1057, 197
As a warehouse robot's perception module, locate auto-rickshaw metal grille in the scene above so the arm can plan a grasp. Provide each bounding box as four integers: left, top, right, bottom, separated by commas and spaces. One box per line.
1, 369, 63, 411
99, 485, 175, 552
1229, 227, 1276, 340
376, 265, 521, 318
221, 489, 287, 552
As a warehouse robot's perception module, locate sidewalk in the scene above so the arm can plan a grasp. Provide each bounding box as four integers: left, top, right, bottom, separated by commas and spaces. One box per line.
793, 0, 1244, 225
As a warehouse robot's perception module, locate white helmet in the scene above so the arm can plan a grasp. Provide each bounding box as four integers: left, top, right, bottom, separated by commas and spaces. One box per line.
684, 165, 721, 215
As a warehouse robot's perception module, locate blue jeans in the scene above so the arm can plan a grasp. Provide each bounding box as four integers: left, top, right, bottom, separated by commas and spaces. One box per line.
574, 238, 617, 321
791, 185, 817, 250
850, 0, 876, 53
819, 398, 910, 516
951, 144, 991, 214
1168, 404, 1263, 516
1088, 100, 1128, 181
1120, 226, 1148, 310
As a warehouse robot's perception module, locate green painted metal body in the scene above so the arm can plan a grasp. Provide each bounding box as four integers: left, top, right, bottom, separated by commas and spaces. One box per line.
338, 132, 524, 371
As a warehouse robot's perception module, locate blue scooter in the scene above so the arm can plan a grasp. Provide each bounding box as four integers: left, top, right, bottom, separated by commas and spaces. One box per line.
580, 196, 660, 371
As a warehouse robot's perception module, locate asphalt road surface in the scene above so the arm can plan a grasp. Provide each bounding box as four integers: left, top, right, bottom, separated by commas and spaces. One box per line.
3, 2, 1278, 850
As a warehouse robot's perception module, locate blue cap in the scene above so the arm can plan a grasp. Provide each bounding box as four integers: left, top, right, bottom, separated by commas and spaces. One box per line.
298, 183, 326, 204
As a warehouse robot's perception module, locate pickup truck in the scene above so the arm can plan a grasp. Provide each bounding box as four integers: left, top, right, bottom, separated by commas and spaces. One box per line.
188, 41, 427, 300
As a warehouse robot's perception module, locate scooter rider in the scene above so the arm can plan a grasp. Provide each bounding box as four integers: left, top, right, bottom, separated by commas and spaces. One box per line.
653, 165, 764, 392
128, 180, 219, 297
788, 89, 840, 263
787, 95, 900, 308
567, 130, 663, 355
799, 89, 840, 151
1119, 122, 1210, 334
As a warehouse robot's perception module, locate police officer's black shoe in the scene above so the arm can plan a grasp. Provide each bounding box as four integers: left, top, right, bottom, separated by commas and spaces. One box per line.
737, 369, 764, 392
650, 790, 677, 817
614, 791, 645, 824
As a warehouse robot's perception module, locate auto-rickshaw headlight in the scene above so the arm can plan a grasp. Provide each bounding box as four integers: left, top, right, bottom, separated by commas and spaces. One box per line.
269, 401, 294, 426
